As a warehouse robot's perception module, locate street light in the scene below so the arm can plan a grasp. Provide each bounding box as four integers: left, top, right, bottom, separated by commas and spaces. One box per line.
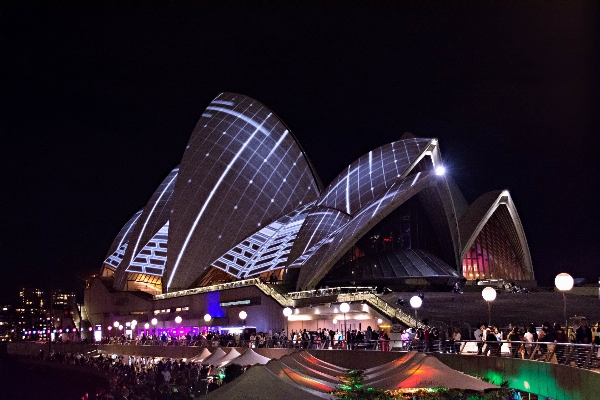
175, 316, 182, 324
283, 307, 292, 339
144, 323, 149, 330
482, 287, 497, 326
204, 313, 212, 323
151, 318, 157, 336
409, 296, 422, 328
555, 273, 574, 329
113, 321, 119, 328
340, 302, 350, 347
239, 311, 247, 326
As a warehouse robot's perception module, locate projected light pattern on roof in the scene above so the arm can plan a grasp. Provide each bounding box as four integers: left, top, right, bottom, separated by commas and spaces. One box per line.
102, 92, 533, 293
102, 209, 142, 268
210, 204, 313, 278
112, 167, 179, 290
165, 93, 320, 290
104, 243, 129, 269
126, 221, 169, 276
286, 208, 351, 266
317, 139, 431, 215
295, 172, 438, 289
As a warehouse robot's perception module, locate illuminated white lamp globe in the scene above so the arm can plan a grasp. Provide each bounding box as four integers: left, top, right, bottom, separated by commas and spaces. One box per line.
239, 311, 247, 321
113, 321, 120, 328
131, 320, 137, 327
175, 316, 182, 324
339, 302, 350, 313
409, 296, 422, 308
377, 319, 383, 324
204, 314, 212, 322
283, 307, 292, 317
481, 287, 497, 302
119, 325, 123, 331
333, 318, 338, 324
144, 323, 149, 329
151, 318, 158, 326
555, 273, 574, 291
435, 166, 446, 176
88, 327, 93, 332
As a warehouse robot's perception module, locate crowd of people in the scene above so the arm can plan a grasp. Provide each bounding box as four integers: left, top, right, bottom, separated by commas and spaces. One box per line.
36, 316, 597, 399
45, 350, 243, 399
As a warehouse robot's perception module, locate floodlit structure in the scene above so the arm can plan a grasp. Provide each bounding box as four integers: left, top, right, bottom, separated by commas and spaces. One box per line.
85, 92, 534, 334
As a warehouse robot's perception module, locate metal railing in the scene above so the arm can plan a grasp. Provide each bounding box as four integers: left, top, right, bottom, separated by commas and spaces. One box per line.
287, 286, 377, 299
154, 280, 419, 328
100, 338, 600, 370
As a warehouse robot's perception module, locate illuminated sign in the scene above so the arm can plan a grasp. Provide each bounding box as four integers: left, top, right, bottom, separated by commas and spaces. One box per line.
219, 297, 261, 307
219, 300, 250, 307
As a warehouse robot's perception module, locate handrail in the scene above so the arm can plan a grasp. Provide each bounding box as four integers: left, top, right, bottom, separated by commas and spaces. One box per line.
97, 338, 600, 372
154, 279, 423, 328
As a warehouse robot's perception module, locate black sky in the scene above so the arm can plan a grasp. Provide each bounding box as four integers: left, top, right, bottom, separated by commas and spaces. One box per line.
1, 2, 599, 303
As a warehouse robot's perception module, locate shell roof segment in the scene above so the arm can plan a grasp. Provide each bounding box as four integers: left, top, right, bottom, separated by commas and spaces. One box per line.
113, 167, 179, 289
317, 138, 433, 216
295, 171, 439, 290
459, 190, 534, 280
103, 209, 143, 270
165, 93, 321, 291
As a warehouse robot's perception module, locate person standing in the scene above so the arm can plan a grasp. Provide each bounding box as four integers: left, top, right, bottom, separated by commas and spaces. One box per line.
452, 327, 462, 354
485, 328, 499, 356
575, 317, 593, 366
474, 325, 485, 355
507, 327, 519, 358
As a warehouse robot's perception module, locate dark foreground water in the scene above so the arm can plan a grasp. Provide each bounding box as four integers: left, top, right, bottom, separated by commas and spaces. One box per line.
0, 355, 109, 400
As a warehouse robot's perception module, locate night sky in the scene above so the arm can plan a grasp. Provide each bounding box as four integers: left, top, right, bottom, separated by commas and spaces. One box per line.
1, 2, 598, 303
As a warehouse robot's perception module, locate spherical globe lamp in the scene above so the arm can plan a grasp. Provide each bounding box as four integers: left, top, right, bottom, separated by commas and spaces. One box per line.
481, 287, 496, 326
113, 321, 119, 328
204, 314, 212, 322
409, 296, 422, 308
555, 272, 574, 329
144, 323, 150, 329
239, 311, 247, 320
131, 320, 137, 327
151, 318, 158, 326
481, 287, 497, 302
339, 302, 350, 313
555, 273, 574, 291
283, 307, 292, 317
333, 318, 338, 324
175, 316, 182, 324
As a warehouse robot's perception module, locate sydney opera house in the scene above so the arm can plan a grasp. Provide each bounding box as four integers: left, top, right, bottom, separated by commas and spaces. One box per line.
84, 93, 535, 336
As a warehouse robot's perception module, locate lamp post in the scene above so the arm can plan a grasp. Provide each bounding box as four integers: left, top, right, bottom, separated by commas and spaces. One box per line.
409, 296, 422, 328
239, 311, 247, 326
151, 317, 157, 337
555, 273, 574, 329
481, 287, 497, 326
283, 307, 292, 340
340, 302, 350, 347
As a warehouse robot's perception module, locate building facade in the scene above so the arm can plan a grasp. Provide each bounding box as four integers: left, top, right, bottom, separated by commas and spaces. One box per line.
84, 93, 535, 336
